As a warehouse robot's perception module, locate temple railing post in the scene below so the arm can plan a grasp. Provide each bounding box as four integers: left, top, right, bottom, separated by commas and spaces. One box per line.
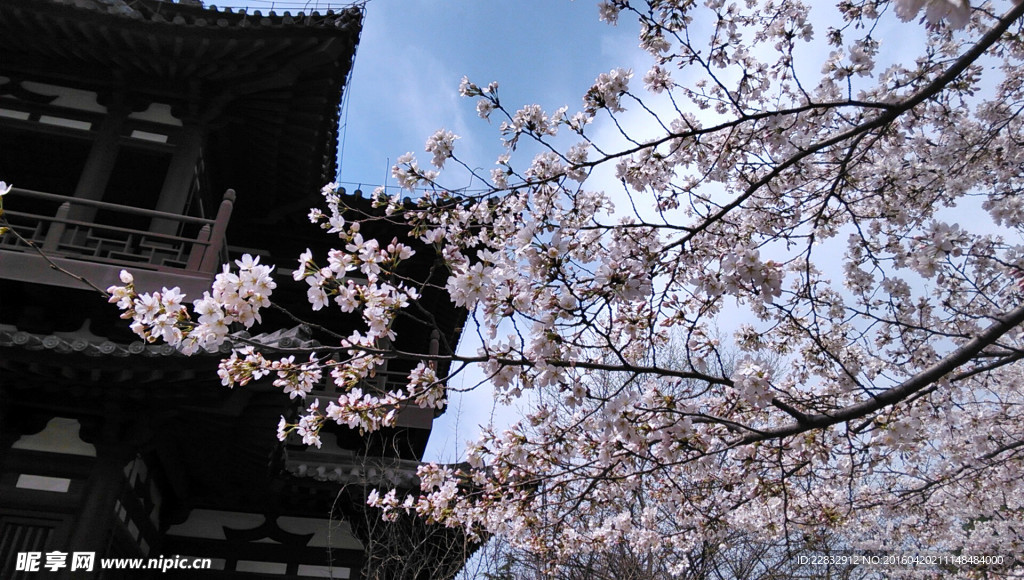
186, 225, 212, 271
199, 189, 234, 274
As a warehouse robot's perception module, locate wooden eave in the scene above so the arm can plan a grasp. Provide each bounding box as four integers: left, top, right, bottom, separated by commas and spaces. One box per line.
0, 0, 362, 217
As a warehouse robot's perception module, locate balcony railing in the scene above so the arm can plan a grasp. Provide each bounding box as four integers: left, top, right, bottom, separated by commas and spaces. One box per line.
0, 187, 234, 294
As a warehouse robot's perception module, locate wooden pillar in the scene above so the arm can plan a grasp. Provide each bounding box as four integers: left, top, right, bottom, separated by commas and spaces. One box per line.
59, 418, 132, 580
68, 101, 126, 224
151, 121, 205, 236
0, 393, 19, 465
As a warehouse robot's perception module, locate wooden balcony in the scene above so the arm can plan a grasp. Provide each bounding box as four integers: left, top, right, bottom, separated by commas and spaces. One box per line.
0, 187, 234, 296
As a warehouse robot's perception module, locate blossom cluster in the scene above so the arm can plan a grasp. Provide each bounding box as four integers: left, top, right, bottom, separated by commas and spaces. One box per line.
108, 254, 275, 355
894, 0, 971, 28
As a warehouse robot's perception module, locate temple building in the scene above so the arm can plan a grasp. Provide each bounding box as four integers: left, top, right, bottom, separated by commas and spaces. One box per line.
0, 1, 467, 578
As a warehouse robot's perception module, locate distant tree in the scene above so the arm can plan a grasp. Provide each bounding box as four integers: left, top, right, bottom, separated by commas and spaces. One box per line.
473, 528, 874, 580
99, 0, 1024, 576
347, 484, 481, 580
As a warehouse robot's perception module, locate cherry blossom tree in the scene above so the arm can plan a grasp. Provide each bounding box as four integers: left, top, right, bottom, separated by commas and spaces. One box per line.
106, 0, 1024, 576
467, 347, 871, 580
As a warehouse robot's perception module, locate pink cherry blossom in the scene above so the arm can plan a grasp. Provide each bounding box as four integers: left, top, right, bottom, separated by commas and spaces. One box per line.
100, 1, 1024, 574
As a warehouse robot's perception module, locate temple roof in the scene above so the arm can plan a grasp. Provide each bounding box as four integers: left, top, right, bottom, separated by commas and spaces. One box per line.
21, 0, 358, 28
0, 0, 363, 217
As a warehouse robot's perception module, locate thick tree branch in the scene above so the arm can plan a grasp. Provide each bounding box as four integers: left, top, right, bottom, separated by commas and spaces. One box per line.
740, 302, 1024, 444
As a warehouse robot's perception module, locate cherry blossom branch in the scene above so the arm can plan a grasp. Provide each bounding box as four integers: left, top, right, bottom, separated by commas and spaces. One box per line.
671, 1, 1024, 251
741, 302, 1024, 444
0, 213, 110, 297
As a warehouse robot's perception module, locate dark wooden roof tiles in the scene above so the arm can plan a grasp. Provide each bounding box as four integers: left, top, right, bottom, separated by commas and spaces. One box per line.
34, 0, 362, 31
0, 324, 319, 358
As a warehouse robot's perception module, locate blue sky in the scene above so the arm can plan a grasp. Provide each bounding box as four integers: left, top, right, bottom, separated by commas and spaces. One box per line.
214, 0, 648, 461
335, 0, 643, 190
